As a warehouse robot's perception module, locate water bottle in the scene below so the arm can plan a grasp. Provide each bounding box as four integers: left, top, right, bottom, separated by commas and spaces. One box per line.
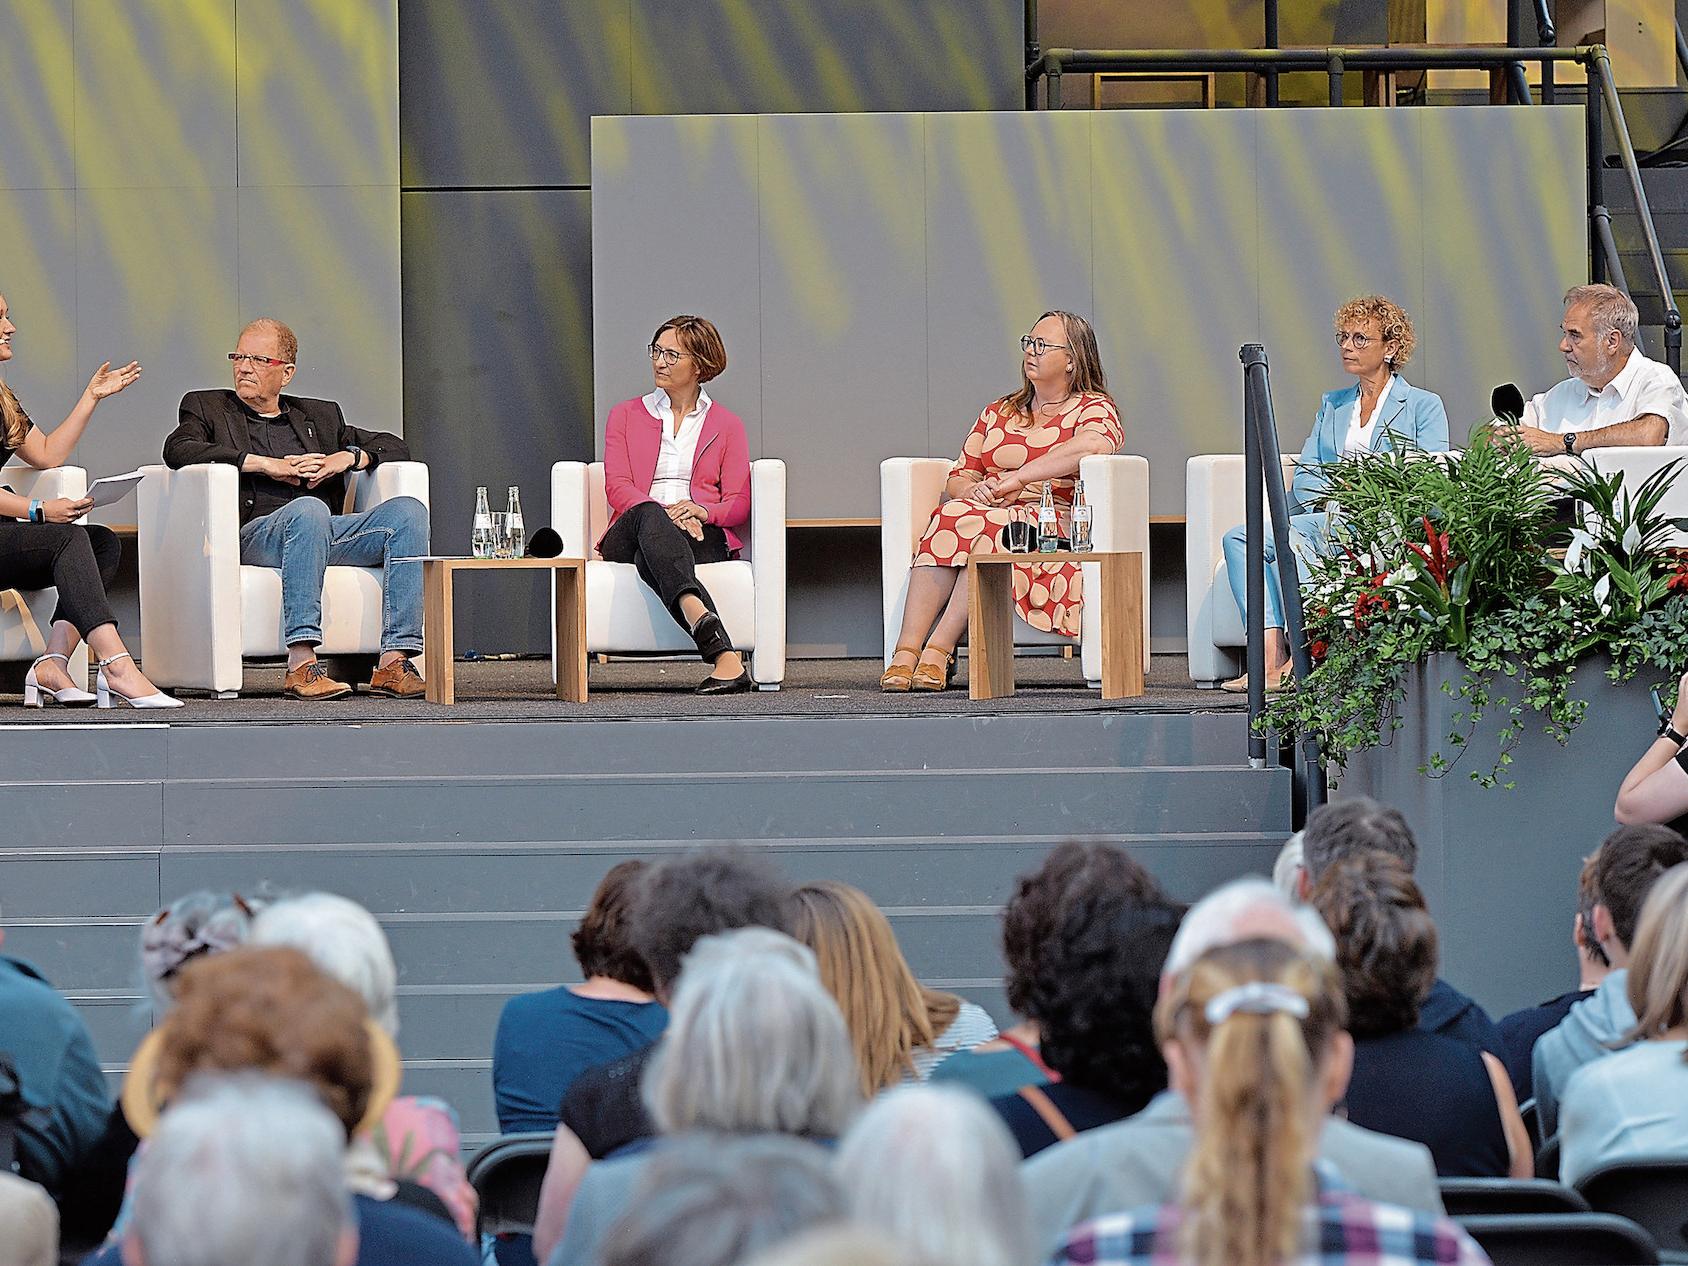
1037, 481, 1059, 553
506, 486, 526, 558
1070, 478, 1093, 553
472, 486, 494, 559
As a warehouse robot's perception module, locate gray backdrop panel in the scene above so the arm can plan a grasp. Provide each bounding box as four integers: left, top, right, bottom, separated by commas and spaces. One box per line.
594, 107, 1586, 522
0, 0, 76, 192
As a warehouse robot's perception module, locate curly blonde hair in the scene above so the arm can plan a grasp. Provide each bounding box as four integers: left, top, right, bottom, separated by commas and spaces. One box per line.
1333, 295, 1416, 368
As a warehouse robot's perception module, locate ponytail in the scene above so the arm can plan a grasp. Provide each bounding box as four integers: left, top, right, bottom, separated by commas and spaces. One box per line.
0, 381, 27, 451
1155, 941, 1346, 1266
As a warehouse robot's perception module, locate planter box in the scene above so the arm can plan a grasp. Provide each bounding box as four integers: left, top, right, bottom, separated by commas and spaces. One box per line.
1337, 651, 1658, 1019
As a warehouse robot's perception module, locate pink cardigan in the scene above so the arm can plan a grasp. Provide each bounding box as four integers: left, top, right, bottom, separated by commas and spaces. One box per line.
602, 395, 752, 553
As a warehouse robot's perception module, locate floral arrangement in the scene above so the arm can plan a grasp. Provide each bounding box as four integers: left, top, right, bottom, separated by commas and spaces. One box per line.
1261, 430, 1688, 787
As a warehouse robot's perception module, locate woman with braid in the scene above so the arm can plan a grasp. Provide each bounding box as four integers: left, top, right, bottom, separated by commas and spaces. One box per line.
1051, 938, 1488, 1266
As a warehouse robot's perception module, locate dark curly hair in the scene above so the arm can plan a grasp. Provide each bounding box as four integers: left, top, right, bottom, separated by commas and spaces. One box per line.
1001, 842, 1161, 1018
1024, 895, 1182, 1105
627, 846, 794, 996
572, 860, 655, 991
1309, 851, 1437, 1039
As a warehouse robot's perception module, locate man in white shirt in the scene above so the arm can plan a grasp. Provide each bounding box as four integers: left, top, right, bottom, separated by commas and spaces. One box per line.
1504, 284, 1688, 456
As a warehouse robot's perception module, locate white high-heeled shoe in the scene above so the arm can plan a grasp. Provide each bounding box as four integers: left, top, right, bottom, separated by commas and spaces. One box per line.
95, 652, 183, 709
23, 653, 98, 708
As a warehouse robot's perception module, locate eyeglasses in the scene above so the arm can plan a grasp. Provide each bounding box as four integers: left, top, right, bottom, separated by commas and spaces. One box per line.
1334, 331, 1377, 349
648, 345, 691, 366
228, 352, 292, 368
1020, 336, 1070, 357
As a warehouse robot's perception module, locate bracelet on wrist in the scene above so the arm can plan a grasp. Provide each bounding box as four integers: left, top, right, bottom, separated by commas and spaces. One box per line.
1660, 720, 1688, 746
28, 499, 43, 524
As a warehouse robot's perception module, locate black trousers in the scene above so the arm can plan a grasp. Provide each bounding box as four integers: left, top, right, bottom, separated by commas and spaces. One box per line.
0, 521, 120, 637
599, 502, 732, 650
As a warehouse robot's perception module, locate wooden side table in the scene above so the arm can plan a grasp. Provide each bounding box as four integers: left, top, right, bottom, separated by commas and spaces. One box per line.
967, 550, 1144, 701
419, 557, 587, 704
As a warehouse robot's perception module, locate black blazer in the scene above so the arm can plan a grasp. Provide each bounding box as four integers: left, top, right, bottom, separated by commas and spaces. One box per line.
164, 390, 410, 526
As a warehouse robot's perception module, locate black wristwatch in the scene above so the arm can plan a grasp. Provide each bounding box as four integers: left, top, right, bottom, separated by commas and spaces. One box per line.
1659, 718, 1686, 745
344, 445, 367, 471
1563, 432, 1577, 456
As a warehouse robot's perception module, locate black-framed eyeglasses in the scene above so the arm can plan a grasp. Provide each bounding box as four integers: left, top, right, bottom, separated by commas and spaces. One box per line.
1334, 331, 1376, 349
1020, 336, 1070, 357
648, 345, 691, 366
228, 352, 292, 368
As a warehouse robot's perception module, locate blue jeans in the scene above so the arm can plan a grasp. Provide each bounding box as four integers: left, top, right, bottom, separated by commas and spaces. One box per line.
239, 495, 428, 653
1221, 511, 1328, 631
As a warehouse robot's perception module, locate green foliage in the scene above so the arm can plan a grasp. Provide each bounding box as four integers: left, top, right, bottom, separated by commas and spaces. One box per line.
1262, 435, 1688, 787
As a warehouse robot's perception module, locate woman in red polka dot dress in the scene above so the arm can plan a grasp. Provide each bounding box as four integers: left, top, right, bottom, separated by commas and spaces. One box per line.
883, 311, 1124, 691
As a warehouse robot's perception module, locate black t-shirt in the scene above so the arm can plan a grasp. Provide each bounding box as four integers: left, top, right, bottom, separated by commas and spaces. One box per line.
1343, 1028, 1511, 1177
1497, 988, 1594, 1105
243, 404, 311, 522
557, 1043, 657, 1159
988, 1081, 1144, 1159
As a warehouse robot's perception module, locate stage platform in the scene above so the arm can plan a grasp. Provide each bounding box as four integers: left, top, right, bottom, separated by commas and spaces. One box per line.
0, 654, 1286, 1146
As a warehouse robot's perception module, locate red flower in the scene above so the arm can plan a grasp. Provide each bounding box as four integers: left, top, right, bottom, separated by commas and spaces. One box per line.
1309, 639, 1330, 663
1353, 591, 1392, 629
1670, 567, 1688, 594
1405, 515, 1458, 589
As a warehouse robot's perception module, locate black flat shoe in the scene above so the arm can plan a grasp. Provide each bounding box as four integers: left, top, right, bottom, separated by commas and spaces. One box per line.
696, 669, 753, 695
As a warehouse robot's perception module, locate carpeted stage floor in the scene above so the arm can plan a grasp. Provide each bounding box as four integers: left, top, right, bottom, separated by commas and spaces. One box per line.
0, 654, 1242, 723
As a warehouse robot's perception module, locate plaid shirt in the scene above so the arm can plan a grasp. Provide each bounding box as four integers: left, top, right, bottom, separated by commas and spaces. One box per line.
1051, 1165, 1490, 1266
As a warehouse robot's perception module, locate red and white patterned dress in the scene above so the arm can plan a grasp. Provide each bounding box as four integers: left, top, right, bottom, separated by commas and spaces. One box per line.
912, 393, 1124, 636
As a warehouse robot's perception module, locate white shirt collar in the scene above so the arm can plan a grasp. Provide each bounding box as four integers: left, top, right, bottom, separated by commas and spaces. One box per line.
1583, 348, 1642, 401
643, 386, 713, 422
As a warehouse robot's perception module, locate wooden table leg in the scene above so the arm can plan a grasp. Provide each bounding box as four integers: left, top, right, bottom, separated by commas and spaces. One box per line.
422, 562, 456, 705
1099, 551, 1145, 700
969, 561, 1017, 700
554, 562, 587, 702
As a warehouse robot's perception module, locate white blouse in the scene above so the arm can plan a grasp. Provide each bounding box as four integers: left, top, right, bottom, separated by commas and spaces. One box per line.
643, 387, 712, 506
1342, 375, 1396, 455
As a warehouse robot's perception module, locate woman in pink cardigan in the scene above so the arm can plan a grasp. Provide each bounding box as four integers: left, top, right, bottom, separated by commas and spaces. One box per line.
601, 315, 752, 694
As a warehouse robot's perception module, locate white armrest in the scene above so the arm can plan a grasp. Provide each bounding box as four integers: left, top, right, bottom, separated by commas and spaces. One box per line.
550, 462, 592, 559
880, 457, 951, 665
1, 464, 88, 506
137, 463, 243, 691
748, 460, 786, 686
1186, 453, 1299, 685
1079, 453, 1150, 674
348, 460, 430, 516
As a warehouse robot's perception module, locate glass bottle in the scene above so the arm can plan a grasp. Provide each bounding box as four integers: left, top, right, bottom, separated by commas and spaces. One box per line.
1037, 481, 1060, 553
1070, 478, 1093, 553
472, 486, 494, 559
506, 486, 526, 558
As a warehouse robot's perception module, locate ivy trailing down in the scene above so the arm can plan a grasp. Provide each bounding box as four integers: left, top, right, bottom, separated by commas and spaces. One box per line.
1261, 430, 1688, 788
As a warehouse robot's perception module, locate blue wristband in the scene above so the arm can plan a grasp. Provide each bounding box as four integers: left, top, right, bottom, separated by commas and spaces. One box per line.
28, 499, 42, 524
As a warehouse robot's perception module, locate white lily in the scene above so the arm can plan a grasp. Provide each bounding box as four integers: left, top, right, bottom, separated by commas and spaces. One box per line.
1564, 528, 1596, 575
1622, 521, 1642, 556
1594, 573, 1612, 613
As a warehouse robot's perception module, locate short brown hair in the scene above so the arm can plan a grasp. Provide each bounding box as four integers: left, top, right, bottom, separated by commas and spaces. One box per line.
241, 317, 298, 365
627, 846, 793, 995
652, 315, 727, 383
1577, 849, 1610, 970
152, 946, 374, 1135
1309, 851, 1437, 1038
1333, 295, 1416, 368
572, 860, 655, 991
1301, 797, 1416, 885
1596, 824, 1688, 950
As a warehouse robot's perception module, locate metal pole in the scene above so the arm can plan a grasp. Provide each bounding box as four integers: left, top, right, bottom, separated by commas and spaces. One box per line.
1046, 62, 1062, 110
1241, 346, 1268, 770
1592, 205, 1631, 298
1264, 0, 1280, 106
1024, 0, 1040, 109
1327, 51, 1344, 106
1507, 61, 1533, 104
1587, 68, 1605, 282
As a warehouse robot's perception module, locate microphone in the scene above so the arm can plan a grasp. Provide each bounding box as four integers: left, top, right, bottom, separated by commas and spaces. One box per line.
1491, 383, 1525, 423
525, 526, 564, 559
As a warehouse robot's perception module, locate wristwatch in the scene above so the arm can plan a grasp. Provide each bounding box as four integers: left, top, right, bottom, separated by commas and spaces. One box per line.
1563, 432, 1577, 456
344, 445, 367, 471
1659, 717, 1687, 745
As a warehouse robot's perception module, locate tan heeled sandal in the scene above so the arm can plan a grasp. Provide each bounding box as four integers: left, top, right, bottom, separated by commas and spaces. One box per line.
910, 647, 956, 692
880, 645, 923, 692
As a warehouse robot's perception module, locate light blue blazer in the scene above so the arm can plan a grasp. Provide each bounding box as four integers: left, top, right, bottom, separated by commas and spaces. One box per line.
1289, 376, 1450, 514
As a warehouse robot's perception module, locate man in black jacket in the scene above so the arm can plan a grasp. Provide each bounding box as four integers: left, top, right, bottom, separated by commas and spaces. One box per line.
163, 318, 427, 698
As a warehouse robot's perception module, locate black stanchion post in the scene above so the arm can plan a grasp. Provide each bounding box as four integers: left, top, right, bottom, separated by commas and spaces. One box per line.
1241, 344, 1268, 769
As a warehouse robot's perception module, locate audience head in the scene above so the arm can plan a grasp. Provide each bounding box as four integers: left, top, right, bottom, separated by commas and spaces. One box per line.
123, 1075, 355, 1266
1025, 895, 1182, 1102
742, 1226, 914, 1266
0, 1172, 56, 1266
790, 880, 959, 1095
650, 314, 728, 385
1623, 863, 1688, 1042
128, 946, 391, 1141
644, 928, 858, 1139
1272, 832, 1305, 899
1154, 938, 1350, 1266
1308, 852, 1437, 1038
1576, 848, 1612, 977
1298, 797, 1416, 894
1000, 841, 1161, 1020
598, 1133, 842, 1266
836, 1085, 1033, 1266
1561, 283, 1639, 386
251, 892, 400, 1035
571, 860, 656, 992
1593, 824, 1688, 962
628, 846, 794, 1000
1164, 876, 1335, 981
140, 891, 255, 1013
1333, 294, 1417, 370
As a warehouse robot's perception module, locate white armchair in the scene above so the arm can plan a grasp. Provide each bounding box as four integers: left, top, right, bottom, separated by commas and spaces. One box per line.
1579, 446, 1688, 546
880, 454, 1150, 685
549, 460, 787, 689
137, 462, 430, 695
1186, 454, 1300, 687
0, 464, 90, 677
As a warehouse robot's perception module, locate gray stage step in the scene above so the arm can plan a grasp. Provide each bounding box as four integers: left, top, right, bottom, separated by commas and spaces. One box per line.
0, 708, 1291, 1142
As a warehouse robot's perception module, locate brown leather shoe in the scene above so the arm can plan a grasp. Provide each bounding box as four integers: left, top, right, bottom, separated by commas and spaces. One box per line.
283, 660, 353, 700
368, 657, 425, 699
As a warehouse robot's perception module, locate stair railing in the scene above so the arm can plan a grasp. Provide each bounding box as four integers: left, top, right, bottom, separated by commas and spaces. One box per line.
1240, 344, 1325, 819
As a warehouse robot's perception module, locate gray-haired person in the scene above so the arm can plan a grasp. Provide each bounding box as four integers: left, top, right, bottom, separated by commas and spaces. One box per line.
542, 929, 860, 1266
123, 1074, 355, 1266
837, 1085, 1034, 1266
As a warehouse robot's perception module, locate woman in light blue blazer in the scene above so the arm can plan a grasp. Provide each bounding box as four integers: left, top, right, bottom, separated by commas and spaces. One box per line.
1221, 295, 1449, 691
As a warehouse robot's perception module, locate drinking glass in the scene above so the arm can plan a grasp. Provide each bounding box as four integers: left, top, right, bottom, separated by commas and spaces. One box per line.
490, 512, 512, 559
